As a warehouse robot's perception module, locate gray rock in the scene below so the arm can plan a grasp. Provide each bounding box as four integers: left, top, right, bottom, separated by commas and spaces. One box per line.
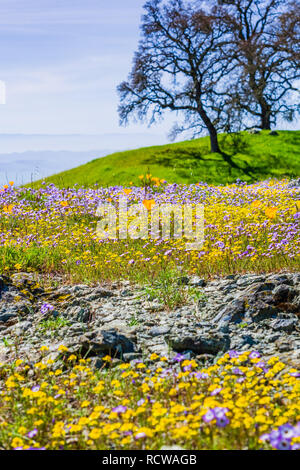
276, 339, 292, 353
87, 356, 105, 369
167, 332, 230, 354
273, 284, 297, 302
123, 352, 143, 362
10, 272, 35, 284
248, 301, 277, 322
246, 281, 275, 294
189, 276, 206, 287
212, 299, 245, 325
271, 318, 297, 333
0, 276, 8, 293
81, 328, 136, 356
149, 325, 171, 337
0, 270, 299, 367
236, 276, 265, 287
0, 311, 18, 323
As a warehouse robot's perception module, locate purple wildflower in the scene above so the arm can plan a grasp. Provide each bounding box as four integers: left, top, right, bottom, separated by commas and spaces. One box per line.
112, 405, 127, 414
27, 429, 38, 439
275, 438, 292, 450
216, 416, 230, 428
232, 367, 244, 375
290, 371, 300, 378
194, 371, 209, 379
173, 353, 185, 363
279, 424, 296, 439
249, 351, 261, 359
210, 388, 222, 396
228, 350, 240, 359
202, 409, 215, 423
40, 303, 54, 315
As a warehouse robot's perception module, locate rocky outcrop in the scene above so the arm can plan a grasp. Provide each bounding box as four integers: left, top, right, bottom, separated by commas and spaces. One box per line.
0, 271, 299, 368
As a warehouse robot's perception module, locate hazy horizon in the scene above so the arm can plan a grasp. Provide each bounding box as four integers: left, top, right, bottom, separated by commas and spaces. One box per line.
0, 131, 170, 186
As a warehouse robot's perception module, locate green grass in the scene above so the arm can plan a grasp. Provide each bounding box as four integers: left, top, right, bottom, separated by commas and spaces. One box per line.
141, 269, 207, 310
29, 130, 300, 188
37, 317, 71, 337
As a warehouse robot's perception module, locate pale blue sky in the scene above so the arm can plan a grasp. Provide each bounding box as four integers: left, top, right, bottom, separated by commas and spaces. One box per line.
0, 0, 174, 136
0, 0, 298, 137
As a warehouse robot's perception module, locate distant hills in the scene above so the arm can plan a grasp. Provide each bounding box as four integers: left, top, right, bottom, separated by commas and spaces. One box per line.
27, 130, 300, 188
0, 132, 168, 186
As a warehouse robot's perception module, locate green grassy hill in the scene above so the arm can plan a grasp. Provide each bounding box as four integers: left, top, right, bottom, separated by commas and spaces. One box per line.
29, 130, 300, 188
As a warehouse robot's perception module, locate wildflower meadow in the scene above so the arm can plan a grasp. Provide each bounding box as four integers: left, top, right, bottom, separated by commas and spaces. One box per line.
0, 178, 299, 450
1, 349, 300, 450
0, 178, 299, 283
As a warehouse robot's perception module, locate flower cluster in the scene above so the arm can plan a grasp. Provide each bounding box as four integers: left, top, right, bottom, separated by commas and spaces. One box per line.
0, 350, 299, 450
260, 423, 300, 450
0, 179, 298, 282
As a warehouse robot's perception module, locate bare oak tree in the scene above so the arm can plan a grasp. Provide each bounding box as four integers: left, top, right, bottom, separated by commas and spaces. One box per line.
118, 0, 235, 154
219, 0, 300, 129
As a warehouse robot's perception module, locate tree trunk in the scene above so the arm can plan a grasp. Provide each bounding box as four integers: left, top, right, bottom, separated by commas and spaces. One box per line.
260, 109, 271, 130
197, 104, 221, 153
259, 98, 272, 130
208, 126, 221, 153
247, 64, 272, 130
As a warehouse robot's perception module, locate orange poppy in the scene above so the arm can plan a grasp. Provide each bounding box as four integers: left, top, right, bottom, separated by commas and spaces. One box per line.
265, 207, 278, 219
143, 199, 156, 211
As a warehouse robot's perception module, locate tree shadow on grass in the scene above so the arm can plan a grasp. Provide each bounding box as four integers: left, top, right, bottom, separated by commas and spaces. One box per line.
142, 145, 257, 181
142, 132, 299, 182
142, 146, 220, 167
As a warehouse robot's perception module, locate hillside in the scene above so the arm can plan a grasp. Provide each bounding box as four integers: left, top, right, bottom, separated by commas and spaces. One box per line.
29, 130, 300, 188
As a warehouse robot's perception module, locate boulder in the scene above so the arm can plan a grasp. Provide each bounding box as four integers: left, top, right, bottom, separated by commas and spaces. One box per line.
167, 332, 230, 354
